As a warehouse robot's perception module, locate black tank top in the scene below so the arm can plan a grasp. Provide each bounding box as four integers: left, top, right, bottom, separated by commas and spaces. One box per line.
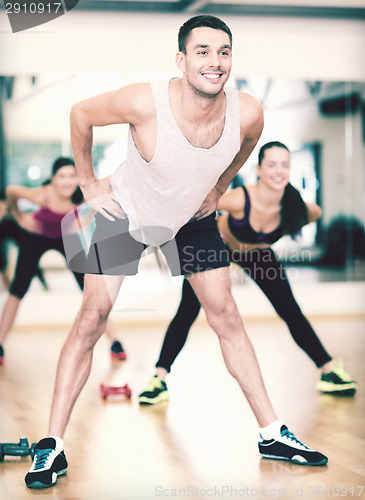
228, 186, 283, 244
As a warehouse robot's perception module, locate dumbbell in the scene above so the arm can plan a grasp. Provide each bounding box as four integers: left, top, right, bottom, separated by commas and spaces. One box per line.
100, 383, 132, 400
0, 438, 37, 462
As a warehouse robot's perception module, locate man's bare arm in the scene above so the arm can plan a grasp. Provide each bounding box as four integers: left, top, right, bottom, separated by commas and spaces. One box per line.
194, 93, 263, 219
216, 95, 263, 193
70, 83, 151, 220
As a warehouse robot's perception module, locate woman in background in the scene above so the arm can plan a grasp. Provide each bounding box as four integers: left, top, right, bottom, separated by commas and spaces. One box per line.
139, 141, 357, 405
0, 157, 125, 365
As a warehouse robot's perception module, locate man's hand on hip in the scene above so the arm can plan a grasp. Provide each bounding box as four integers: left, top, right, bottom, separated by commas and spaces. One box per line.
193, 187, 221, 220
81, 177, 126, 221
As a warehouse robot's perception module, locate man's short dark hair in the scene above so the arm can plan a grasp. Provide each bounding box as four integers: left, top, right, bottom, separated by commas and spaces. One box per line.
178, 15, 232, 54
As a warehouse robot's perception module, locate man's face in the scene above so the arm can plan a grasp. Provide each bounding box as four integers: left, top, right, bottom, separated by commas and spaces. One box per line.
178, 27, 232, 98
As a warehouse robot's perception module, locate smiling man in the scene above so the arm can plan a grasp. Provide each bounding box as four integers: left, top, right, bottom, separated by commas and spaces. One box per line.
25, 15, 328, 490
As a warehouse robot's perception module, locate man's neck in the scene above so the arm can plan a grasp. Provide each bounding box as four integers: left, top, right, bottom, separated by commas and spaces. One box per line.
172, 77, 226, 122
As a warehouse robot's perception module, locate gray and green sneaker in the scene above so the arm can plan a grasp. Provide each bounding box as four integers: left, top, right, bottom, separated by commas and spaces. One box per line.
139, 375, 169, 405
317, 359, 358, 396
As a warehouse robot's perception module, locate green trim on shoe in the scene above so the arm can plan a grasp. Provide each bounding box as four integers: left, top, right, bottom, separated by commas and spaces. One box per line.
317, 359, 358, 396
138, 375, 169, 405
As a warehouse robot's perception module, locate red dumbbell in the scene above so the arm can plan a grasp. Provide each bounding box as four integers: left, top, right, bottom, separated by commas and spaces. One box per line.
100, 383, 132, 400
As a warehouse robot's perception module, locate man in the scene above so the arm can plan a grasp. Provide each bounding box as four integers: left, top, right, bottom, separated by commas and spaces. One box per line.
25, 15, 327, 489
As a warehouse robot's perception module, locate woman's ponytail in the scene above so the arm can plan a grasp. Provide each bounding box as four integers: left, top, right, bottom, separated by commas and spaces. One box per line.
281, 183, 309, 239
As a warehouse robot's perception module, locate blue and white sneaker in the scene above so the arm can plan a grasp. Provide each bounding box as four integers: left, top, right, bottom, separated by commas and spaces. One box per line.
25, 437, 67, 488
259, 425, 328, 466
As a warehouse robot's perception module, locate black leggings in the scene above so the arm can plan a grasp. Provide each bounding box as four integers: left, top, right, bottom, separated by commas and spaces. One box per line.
156, 247, 332, 371
0, 217, 22, 272
0, 218, 84, 299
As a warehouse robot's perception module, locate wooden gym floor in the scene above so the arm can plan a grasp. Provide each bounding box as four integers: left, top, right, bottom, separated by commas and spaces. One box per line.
0, 315, 364, 500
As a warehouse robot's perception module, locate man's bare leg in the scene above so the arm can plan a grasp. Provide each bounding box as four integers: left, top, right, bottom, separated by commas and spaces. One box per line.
189, 267, 328, 465
188, 267, 277, 428
48, 273, 124, 438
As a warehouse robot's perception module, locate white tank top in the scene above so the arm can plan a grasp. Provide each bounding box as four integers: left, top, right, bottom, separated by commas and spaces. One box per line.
110, 79, 241, 245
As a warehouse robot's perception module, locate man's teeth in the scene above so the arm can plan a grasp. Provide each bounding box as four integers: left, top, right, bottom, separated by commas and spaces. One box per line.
204, 74, 221, 79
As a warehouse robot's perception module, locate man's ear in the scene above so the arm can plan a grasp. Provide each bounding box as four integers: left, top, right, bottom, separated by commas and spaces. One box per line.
176, 51, 186, 73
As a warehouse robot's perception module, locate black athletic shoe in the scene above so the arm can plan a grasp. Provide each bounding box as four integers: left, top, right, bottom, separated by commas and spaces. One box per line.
25, 437, 67, 489
259, 425, 328, 466
317, 359, 357, 396
0, 344, 4, 365
110, 340, 127, 360
139, 375, 169, 405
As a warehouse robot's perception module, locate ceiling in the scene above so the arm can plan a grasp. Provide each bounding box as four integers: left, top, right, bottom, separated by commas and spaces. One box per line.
1, 0, 364, 127
67, 0, 365, 18
1, 0, 365, 18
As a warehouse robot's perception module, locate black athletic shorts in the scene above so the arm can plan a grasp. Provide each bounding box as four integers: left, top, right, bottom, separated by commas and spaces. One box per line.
84, 212, 230, 276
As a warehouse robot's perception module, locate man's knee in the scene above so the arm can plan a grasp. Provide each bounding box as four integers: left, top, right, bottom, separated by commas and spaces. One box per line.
80, 306, 109, 330
204, 295, 241, 334
70, 306, 110, 349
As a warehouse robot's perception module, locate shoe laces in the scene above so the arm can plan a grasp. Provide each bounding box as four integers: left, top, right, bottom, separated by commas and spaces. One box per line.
145, 376, 163, 391
281, 428, 310, 450
33, 449, 53, 470
329, 359, 352, 382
